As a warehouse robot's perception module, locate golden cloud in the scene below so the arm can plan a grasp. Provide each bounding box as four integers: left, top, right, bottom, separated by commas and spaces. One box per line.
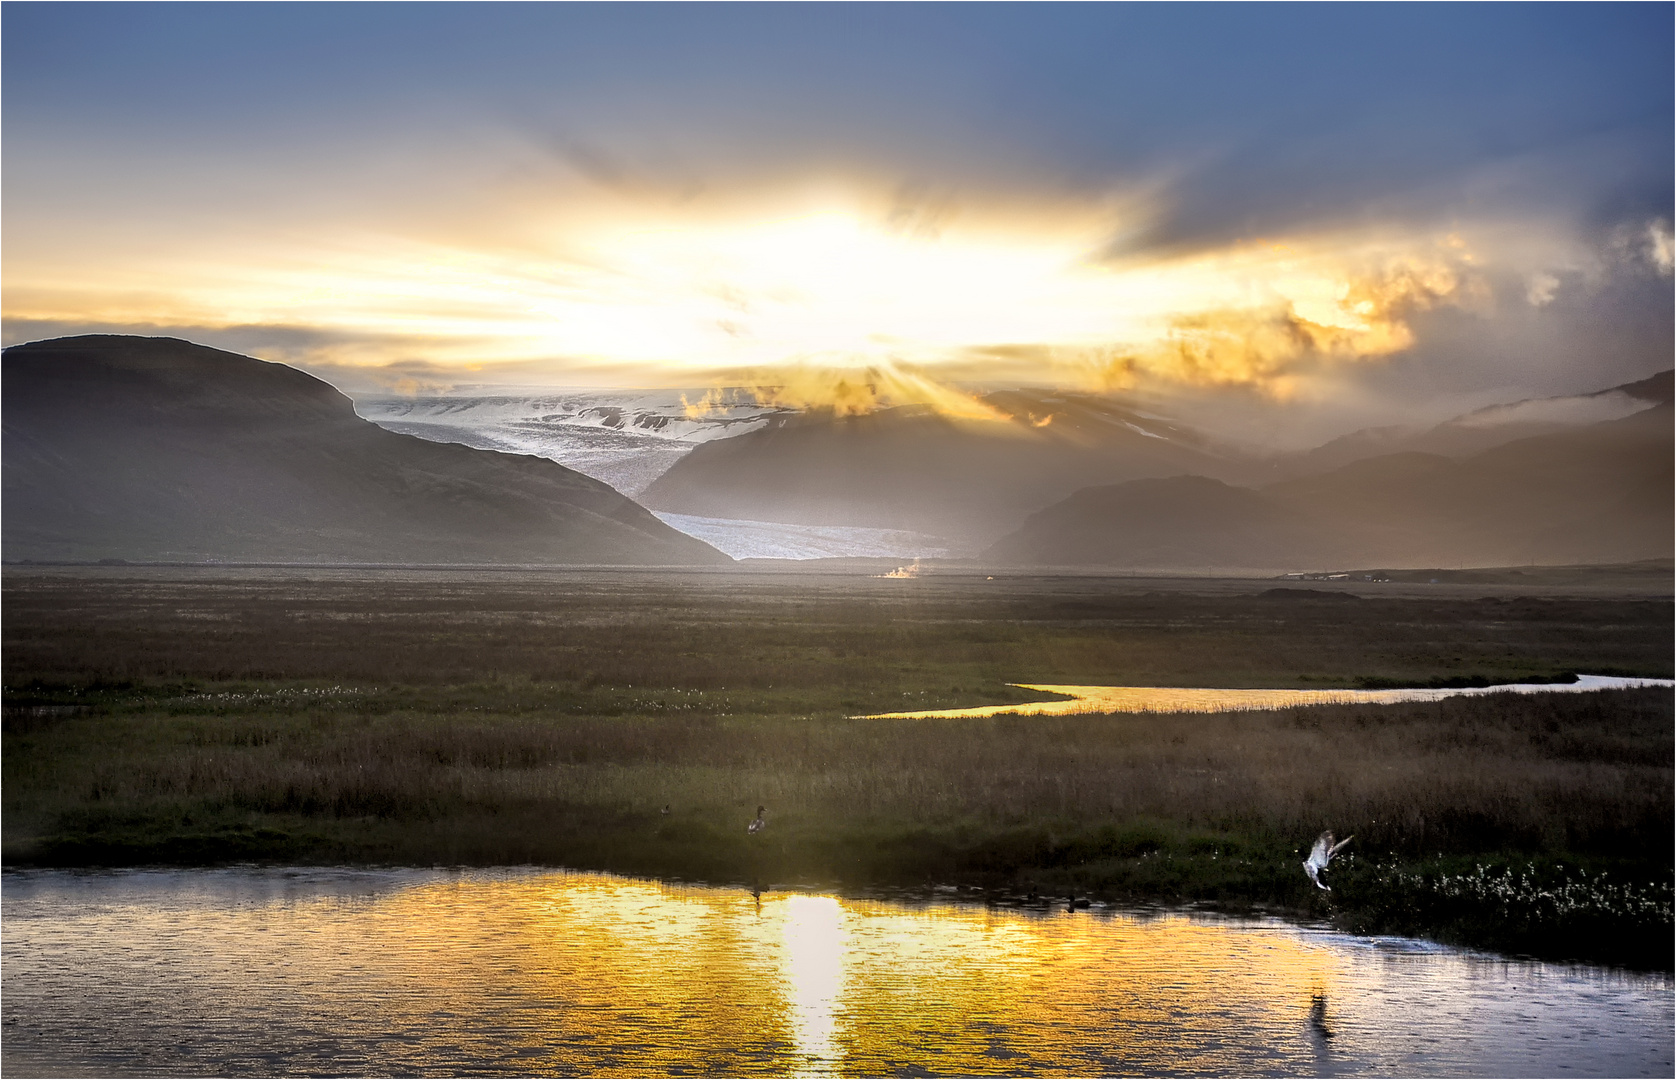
738, 360, 1007, 420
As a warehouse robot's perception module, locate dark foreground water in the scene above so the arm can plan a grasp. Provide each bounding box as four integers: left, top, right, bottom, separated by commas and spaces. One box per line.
3, 868, 1670, 1078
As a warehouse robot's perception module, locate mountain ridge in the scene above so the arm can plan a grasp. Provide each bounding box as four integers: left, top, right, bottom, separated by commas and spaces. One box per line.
986, 400, 1673, 570
2, 336, 730, 565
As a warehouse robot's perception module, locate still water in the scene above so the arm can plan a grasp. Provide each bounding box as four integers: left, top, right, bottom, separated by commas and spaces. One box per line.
859, 675, 1676, 719
3, 868, 1670, 1078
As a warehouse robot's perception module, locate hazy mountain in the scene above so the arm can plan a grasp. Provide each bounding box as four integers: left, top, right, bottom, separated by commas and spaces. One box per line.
984, 475, 1340, 571
987, 400, 1673, 570
355, 391, 791, 497
638, 390, 1252, 548
2, 336, 729, 565
1270, 370, 1673, 477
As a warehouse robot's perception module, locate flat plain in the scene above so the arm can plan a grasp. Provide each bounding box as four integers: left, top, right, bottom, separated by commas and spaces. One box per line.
3, 562, 1670, 968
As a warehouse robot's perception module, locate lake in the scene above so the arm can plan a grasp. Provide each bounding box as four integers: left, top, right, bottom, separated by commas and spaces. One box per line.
3, 867, 1670, 1077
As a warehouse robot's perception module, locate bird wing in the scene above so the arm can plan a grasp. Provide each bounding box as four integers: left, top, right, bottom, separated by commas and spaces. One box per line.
1329, 834, 1355, 857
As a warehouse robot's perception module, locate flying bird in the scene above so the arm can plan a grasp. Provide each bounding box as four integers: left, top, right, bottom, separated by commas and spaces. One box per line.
747, 806, 766, 835
1303, 831, 1354, 890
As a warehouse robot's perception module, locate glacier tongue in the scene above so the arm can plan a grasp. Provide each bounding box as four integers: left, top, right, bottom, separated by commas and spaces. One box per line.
651, 512, 958, 561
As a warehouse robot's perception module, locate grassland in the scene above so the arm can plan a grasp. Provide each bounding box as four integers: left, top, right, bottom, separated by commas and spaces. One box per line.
3, 565, 1670, 968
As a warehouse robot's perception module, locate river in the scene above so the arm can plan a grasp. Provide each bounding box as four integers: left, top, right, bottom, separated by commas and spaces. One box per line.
3, 867, 1669, 1077
857, 675, 1676, 719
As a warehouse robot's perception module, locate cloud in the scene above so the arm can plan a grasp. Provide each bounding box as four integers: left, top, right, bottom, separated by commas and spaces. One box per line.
1525, 273, 1560, 307
1648, 219, 1674, 275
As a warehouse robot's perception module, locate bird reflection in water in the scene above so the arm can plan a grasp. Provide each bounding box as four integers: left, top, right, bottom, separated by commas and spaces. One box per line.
1309, 987, 1334, 1039
1307, 984, 1338, 1073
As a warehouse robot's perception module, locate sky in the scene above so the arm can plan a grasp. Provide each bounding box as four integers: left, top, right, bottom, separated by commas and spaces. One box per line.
4, 3, 1671, 444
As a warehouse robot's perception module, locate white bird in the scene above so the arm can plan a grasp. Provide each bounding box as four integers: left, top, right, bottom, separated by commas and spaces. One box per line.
1303, 831, 1354, 890
747, 805, 766, 835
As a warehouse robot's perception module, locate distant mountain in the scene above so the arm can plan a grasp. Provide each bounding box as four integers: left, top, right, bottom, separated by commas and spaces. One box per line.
1270, 370, 1672, 477
987, 399, 1673, 570
2, 336, 730, 565
638, 390, 1253, 548
355, 391, 791, 497
985, 475, 1339, 570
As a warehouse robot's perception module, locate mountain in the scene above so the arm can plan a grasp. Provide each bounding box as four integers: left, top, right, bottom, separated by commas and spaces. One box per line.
984, 475, 1340, 570
355, 390, 791, 497
987, 399, 1673, 570
638, 390, 1253, 549
1270, 370, 1673, 477
2, 336, 730, 565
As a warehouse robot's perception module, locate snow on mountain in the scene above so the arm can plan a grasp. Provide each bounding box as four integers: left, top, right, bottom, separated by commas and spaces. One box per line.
353, 391, 792, 496
1445, 387, 1654, 430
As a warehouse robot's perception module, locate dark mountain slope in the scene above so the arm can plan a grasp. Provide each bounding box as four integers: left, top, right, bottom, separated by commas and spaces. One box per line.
1265, 402, 1673, 566
987, 401, 1672, 569
985, 475, 1343, 570
2, 336, 729, 564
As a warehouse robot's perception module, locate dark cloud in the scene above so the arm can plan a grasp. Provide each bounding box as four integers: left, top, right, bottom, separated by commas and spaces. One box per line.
7, 6, 1667, 229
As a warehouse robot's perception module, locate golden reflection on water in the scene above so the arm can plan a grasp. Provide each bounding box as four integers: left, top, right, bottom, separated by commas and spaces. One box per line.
781, 895, 845, 1074
368, 873, 1343, 1074
5, 868, 1671, 1077
4, 869, 1341, 1076
858, 675, 1676, 718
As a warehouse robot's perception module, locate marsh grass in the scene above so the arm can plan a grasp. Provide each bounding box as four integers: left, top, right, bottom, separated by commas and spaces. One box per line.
3, 568, 1670, 968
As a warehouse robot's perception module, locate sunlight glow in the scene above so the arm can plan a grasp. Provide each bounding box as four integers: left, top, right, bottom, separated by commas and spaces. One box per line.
1, 182, 1541, 407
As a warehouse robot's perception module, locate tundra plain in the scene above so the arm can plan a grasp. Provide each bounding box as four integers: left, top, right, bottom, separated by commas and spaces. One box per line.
3, 563, 1670, 969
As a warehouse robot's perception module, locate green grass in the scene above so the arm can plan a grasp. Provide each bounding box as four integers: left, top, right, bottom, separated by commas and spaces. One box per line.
3, 567, 1671, 969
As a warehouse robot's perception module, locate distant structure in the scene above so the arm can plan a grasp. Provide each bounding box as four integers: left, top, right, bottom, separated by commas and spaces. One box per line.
748, 806, 767, 834
1303, 831, 1354, 890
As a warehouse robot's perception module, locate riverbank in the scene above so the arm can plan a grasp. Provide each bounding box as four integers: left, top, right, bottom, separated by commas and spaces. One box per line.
4, 568, 1670, 970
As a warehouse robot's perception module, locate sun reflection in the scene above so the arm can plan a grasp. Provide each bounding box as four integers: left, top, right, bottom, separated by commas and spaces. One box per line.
775, 895, 847, 1074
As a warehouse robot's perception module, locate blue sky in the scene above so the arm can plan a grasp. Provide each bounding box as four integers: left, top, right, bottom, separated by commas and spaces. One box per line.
4, 3, 1671, 440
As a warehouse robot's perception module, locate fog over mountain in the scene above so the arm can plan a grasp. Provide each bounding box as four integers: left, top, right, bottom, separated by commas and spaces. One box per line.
2, 337, 729, 565
1267, 371, 1673, 479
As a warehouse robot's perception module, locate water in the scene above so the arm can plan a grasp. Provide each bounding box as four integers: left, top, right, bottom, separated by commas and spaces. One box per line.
4, 868, 1670, 1077
860, 675, 1676, 719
